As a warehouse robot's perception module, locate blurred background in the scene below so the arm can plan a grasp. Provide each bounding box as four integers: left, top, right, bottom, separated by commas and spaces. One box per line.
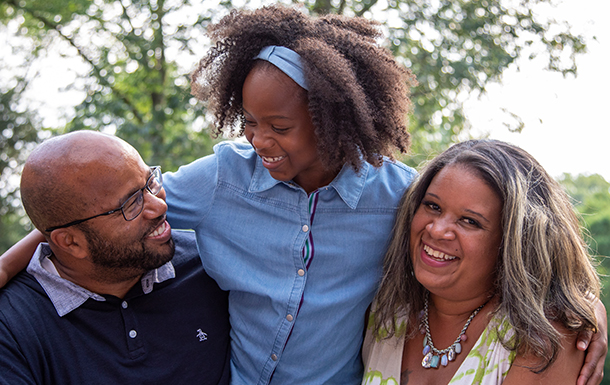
1, 0, 608, 377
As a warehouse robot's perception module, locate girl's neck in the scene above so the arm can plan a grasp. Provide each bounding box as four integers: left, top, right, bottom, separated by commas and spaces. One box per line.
294, 168, 340, 194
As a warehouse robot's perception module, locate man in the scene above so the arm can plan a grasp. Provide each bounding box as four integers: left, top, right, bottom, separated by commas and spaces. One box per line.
0, 131, 230, 384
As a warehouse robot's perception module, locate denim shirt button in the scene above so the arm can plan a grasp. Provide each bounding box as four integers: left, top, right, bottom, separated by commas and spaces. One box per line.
302, 225, 309, 232
297, 269, 305, 276
286, 314, 294, 322
271, 354, 278, 361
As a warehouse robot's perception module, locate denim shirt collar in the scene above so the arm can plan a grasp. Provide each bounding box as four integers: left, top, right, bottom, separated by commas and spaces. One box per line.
27, 243, 176, 317
248, 158, 370, 209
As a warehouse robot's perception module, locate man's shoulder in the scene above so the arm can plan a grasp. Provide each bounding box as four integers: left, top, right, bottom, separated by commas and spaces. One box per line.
0, 270, 44, 304
170, 230, 200, 266
171, 229, 197, 247
0, 271, 51, 333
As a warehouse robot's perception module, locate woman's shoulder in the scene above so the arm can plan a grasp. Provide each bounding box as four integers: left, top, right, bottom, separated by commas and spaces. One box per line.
501, 319, 583, 384
362, 310, 409, 385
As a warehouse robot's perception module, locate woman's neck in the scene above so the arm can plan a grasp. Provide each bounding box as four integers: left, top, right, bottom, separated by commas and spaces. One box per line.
428, 293, 497, 321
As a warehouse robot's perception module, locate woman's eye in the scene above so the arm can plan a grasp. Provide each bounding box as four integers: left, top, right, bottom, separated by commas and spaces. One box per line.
462, 217, 481, 227
422, 201, 440, 211
272, 126, 289, 133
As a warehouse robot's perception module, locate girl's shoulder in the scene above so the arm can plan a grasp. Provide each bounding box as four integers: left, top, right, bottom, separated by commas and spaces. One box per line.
213, 140, 257, 162
368, 158, 418, 188
213, 141, 260, 181
376, 157, 417, 177
359, 158, 418, 201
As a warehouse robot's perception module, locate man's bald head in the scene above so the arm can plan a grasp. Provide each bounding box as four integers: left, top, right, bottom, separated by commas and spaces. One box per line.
21, 131, 141, 233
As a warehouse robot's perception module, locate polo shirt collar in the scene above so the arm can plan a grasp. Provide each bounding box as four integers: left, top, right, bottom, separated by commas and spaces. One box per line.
248, 157, 369, 209
27, 243, 176, 317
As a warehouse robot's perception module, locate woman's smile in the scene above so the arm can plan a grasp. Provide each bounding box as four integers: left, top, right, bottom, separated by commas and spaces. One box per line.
410, 164, 503, 297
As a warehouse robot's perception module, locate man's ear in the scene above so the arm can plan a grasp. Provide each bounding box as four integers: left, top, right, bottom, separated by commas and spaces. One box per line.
49, 229, 89, 260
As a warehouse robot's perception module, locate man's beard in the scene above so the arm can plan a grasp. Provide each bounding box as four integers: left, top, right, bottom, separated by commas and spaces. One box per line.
79, 222, 175, 283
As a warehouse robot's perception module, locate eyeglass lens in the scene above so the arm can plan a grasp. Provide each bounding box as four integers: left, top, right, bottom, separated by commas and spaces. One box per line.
123, 167, 163, 221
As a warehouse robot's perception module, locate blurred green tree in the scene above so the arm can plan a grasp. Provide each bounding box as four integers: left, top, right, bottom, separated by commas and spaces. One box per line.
0, 0, 591, 251
558, 172, 610, 384
0, 67, 41, 237
307, 0, 587, 166
1, 0, 219, 171
559, 173, 610, 261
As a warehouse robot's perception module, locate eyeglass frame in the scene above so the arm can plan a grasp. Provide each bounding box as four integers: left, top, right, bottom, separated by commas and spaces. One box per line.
45, 166, 163, 233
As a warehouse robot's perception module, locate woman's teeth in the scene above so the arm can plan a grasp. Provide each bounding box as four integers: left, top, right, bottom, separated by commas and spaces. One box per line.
423, 244, 456, 261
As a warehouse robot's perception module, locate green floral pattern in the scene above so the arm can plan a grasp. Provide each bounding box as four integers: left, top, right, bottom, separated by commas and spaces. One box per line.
362, 314, 516, 385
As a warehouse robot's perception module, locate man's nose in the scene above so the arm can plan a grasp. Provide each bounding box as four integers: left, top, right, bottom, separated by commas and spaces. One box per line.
141, 187, 168, 218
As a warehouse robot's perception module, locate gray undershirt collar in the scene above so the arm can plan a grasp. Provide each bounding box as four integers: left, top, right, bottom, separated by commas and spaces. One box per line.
27, 243, 175, 317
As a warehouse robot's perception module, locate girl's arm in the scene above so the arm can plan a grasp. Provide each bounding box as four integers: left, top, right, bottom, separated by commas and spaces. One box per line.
0, 230, 45, 287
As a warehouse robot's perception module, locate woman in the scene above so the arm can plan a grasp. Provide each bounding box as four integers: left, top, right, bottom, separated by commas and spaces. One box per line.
363, 139, 600, 384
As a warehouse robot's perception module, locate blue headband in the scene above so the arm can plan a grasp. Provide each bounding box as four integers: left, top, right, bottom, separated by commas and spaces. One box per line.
254, 46, 309, 91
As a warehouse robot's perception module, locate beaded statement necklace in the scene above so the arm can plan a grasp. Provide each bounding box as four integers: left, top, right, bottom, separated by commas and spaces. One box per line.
420, 295, 486, 369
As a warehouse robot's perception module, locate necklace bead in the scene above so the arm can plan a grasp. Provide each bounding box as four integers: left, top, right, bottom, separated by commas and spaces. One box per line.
420, 294, 486, 369
448, 349, 456, 361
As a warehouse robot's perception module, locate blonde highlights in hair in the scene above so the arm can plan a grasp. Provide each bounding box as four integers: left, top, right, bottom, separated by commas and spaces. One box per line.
373, 139, 599, 371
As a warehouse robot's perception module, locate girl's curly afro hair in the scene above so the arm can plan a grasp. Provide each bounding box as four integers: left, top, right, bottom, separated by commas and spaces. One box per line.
191, 5, 416, 173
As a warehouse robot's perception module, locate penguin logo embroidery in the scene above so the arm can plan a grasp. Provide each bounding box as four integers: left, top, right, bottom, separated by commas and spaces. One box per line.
196, 329, 208, 342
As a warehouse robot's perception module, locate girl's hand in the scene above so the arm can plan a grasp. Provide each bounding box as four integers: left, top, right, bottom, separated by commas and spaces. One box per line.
576, 299, 607, 385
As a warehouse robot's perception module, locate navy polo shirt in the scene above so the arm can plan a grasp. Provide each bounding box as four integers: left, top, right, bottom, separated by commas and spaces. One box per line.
0, 230, 230, 385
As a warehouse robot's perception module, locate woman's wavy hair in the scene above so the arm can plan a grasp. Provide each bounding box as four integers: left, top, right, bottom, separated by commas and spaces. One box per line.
191, 5, 415, 173
373, 139, 599, 371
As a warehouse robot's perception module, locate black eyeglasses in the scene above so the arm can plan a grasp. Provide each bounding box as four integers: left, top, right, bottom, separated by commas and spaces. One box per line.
45, 166, 163, 233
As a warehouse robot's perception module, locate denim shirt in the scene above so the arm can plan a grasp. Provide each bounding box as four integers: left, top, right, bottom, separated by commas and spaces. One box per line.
164, 141, 417, 385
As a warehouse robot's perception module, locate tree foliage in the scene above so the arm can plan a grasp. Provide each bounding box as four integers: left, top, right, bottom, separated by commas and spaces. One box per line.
0, 62, 40, 221
557, 173, 610, 385
559, 173, 610, 260
0, 0, 591, 252
1, 0, 220, 171
306, 0, 587, 166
